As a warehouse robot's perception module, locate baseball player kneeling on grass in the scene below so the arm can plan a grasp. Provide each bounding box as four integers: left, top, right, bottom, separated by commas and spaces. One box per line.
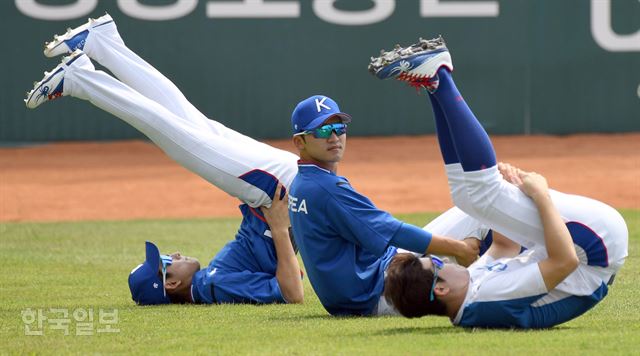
25, 14, 303, 305
370, 37, 628, 328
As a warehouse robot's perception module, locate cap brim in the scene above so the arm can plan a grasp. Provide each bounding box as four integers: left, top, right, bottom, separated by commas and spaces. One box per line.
145, 241, 161, 273
128, 241, 170, 305
302, 112, 352, 132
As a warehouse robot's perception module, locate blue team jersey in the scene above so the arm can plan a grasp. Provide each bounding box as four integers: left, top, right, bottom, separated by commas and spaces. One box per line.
289, 163, 402, 315
191, 204, 285, 304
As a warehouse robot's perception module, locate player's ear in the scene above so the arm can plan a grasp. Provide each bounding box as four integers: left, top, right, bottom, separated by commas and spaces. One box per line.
433, 284, 449, 297
165, 279, 182, 291
292, 135, 306, 150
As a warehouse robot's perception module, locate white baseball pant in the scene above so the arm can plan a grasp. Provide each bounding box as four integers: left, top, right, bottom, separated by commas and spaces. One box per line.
60, 21, 299, 208
444, 162, 628, 296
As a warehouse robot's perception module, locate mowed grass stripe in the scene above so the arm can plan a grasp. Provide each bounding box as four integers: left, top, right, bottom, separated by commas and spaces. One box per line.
0, 211, 638, 354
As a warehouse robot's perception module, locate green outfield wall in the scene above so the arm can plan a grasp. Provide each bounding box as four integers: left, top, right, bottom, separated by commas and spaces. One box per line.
1, 0, 638, 142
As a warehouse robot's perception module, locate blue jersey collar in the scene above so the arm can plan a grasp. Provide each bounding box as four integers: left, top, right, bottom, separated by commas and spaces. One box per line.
191, 269, 204, 303
297, 160, 334, 174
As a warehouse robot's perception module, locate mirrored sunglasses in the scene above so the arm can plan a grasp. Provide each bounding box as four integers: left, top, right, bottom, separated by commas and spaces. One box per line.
296, 123, 347, 139
429, 255, 444, 302
160, 254, 173, 297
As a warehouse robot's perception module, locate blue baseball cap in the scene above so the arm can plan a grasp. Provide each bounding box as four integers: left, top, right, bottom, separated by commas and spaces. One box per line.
128, 241, 172, 305
291, 95, 351, 134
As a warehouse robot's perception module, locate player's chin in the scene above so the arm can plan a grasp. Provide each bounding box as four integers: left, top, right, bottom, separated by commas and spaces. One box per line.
444, 262, 468, 275
187, 257, 201, 270
326, 148, 344, 160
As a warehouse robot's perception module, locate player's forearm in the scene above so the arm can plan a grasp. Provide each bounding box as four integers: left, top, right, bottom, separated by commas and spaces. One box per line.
271, 227, 304, 304
426, 235, 478, 267
389, 223, 431, 254
532, 193, 579, 289
534, 194, 577, 263
389, 224, 477, 265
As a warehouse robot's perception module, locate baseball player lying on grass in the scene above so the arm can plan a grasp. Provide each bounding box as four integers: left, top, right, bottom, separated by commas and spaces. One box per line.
370, 37, 628, 328
25, 14, 303, 305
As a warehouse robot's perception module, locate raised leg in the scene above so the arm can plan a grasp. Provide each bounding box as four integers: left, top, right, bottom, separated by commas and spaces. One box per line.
429, 68, 544, 249
45, 14, 257, 145
60, 53, 298, 207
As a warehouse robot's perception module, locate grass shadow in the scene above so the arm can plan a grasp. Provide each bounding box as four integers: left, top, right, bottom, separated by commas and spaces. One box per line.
350, 324, 575, 337
371, 326, 460, 336
267, 314, 344, 321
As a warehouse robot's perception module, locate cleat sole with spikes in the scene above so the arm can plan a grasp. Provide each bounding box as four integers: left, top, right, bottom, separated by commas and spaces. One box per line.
367, 35, 453, 93
368, 35, 447, 76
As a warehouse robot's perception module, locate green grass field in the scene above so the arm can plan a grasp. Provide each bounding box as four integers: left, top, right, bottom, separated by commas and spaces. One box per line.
1, 211, 638, 355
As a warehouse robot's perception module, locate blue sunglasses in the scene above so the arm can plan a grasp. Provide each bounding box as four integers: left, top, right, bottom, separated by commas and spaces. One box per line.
160, 254, 173, 297
295, 123, 347, 139
429, 255, 444, 302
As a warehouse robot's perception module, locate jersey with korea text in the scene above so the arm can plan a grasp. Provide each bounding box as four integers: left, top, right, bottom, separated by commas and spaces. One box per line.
452, 249, 608, 328
191, 204, 285, 304
288, 163, 402, 315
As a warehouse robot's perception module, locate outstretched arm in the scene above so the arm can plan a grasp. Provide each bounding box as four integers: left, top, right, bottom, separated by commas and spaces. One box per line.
515, 171, 579, 291
261, 184, 304, 304
389, 223, 479, 266
425, 235, 479, 266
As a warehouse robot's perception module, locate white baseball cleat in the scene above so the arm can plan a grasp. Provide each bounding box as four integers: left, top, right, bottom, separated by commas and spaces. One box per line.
43, 13, 114, 57
25, 50, 85, 109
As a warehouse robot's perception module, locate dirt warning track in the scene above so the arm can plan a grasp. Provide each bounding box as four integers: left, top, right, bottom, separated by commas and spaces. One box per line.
1, 133, 638, 222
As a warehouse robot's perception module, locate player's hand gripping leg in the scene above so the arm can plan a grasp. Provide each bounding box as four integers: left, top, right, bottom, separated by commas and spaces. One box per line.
261, 184, 304, 303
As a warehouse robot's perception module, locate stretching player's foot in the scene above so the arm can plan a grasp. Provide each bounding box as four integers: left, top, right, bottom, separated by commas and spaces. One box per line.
43, 13, 114, 57
368, 36, 453, 93
25, 50, 85, 109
